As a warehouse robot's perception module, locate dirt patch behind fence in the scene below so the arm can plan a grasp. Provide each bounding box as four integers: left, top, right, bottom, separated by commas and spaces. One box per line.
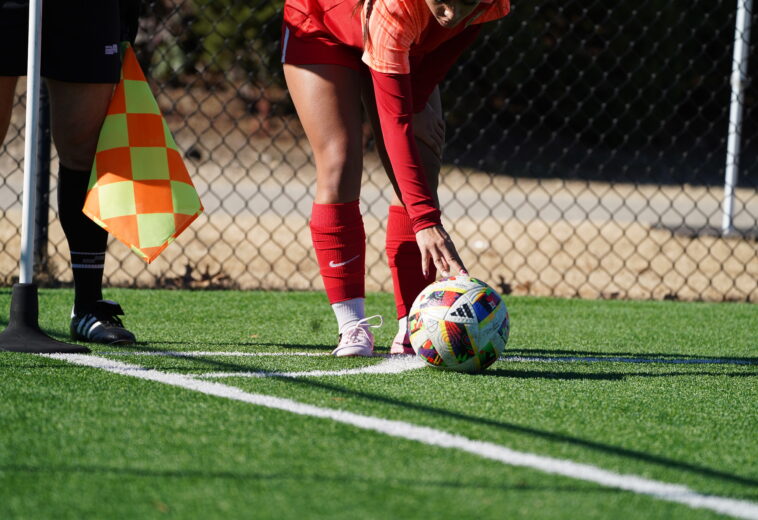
3, 205, 756, 302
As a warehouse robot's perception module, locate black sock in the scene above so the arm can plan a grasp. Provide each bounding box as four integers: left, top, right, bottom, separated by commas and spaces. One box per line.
57, 165, 108, 313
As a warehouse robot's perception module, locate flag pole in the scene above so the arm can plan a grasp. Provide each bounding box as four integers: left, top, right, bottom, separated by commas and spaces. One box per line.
19, 0, 44, 283
0, 0, 90, 353
722, 0, 753, 235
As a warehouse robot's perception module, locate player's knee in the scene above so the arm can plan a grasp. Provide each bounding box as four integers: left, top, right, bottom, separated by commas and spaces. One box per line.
58, 153, 96, 171
413, 111, 445, 147
54, 131, 100, 170
315, 153, 362, 203
319, 139, 361, 174
413, 119, 445, 142
57, 148, 97, 171
316, 170, 361, 202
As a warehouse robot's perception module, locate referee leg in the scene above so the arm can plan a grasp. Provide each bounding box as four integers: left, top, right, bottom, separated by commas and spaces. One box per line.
46, 80, 114, 171
47, 80, 117, 316
0, 77, 19, 147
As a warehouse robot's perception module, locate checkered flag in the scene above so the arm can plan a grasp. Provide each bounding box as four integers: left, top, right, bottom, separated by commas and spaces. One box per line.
83, 43, 203, 264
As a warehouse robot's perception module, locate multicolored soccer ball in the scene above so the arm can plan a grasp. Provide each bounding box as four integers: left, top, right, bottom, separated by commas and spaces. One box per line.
408, 276, 509, 373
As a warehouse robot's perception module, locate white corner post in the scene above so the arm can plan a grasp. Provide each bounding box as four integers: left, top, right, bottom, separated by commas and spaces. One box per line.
722, 0, 753, 235
0, 0, 89, 354
19, 0, 44, 283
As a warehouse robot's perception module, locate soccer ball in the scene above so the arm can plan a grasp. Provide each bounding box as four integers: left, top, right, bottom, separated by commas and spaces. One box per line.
408, 276, 509, 373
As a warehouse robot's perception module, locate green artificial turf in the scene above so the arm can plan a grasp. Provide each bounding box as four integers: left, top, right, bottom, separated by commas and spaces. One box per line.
0, 288, 756, 519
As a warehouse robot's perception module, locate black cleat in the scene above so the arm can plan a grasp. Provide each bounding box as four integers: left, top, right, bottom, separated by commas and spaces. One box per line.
70, 300, 136, 345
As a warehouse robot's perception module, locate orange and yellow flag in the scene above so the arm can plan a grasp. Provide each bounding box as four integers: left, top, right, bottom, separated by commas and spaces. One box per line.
83, 44, 203, 264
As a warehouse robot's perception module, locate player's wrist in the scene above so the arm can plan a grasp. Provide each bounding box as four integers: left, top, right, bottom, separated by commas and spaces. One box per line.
409, 208, 442, 234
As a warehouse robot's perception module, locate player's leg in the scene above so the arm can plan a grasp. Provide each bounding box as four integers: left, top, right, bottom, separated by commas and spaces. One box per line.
0, 0, 26, 147
362, 81, 444, 354
0, 77, 19, 147
284, 63, 379, 356
47, 80, 135, 344
43, 0, 135, 344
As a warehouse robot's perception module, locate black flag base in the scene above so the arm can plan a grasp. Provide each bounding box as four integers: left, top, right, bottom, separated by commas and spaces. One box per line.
0, 283, 90, 354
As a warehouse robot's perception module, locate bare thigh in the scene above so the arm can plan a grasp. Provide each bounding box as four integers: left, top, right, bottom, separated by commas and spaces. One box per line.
0, 77, 19, 147
362, 79, 443, 207
284, 63, 364, 204
46, 79, 114, 170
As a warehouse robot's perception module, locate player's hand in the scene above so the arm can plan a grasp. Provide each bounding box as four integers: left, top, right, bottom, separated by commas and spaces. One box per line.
413, 102, 445, 157
415, 225, 467, 278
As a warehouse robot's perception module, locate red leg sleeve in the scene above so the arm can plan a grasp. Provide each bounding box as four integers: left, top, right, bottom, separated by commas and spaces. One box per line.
386, 205, 436, 318
311, 201, 366, 303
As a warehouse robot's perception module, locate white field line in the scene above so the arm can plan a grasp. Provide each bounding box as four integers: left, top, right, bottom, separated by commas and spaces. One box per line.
99, 351, 757, 366
196, 356, 424, 379
43, 353, 758, 520
505, 356, 758, 366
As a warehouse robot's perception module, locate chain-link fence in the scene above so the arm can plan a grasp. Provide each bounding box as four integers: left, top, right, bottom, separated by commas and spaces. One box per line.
1, 0, 757, 301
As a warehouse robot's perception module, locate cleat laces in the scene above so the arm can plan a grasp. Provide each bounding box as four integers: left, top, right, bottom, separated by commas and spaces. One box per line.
342, 315, 383, 344
332, 315, 383, 357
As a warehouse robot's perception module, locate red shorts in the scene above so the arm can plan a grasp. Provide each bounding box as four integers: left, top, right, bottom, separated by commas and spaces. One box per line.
281, 0, 364, 71
280, 0, 481, 112
281, 21, 363, 71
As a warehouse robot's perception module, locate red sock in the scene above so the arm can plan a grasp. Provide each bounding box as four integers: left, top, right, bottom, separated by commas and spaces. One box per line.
386, 205, 435, 319
310, 201, 366, 303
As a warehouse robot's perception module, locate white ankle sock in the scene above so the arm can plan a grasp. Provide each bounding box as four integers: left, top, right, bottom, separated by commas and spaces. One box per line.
332, 298, 365, 335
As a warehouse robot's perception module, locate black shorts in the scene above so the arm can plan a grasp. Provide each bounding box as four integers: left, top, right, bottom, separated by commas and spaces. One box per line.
0, 0, 140, 83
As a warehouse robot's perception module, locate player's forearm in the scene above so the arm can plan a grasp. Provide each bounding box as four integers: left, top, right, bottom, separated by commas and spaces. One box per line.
370, 68, 441, 232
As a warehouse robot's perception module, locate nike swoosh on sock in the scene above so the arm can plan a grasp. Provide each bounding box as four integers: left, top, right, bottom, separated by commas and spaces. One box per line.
329, 255, 360, 268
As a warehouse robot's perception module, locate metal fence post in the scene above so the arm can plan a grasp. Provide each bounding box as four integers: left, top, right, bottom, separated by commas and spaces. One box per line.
722, 0, 753, 235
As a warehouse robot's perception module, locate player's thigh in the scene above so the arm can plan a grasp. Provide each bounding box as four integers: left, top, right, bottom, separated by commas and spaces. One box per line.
412, 87, 444, 157
361, 78, 441, 206
0, 77, 19, 147
413, 86, 443, 185
46, 80, 114, 171
284, 63, 364, 202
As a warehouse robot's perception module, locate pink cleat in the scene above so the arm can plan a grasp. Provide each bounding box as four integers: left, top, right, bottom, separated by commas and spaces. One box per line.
332, 315, 383, 357
390, 328, 415, 355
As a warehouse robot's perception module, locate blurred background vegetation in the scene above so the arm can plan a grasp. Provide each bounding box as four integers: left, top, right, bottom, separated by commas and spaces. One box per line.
135, 0, 756, 185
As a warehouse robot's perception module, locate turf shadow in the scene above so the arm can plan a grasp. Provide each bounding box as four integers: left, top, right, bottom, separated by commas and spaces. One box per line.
145, 340, 334, 351
127, 349, 758, 490
18, 343, 756, 489
484, 369, 757, 380
0, 463, 625, 494
512, 348, 758, 364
